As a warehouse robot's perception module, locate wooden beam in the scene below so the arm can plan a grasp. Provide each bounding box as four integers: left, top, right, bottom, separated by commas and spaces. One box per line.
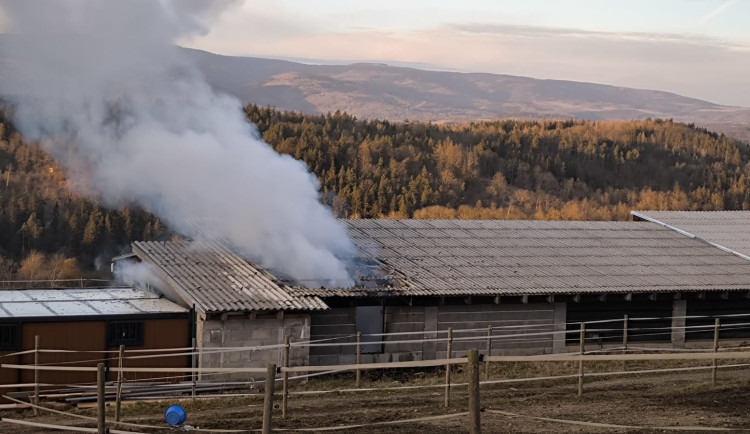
521, 295, 529, 304
697, 292, 706, 300
276, 311, 285, 320
572, 294, 581, 303
673, 292, 681, 300
598, 293, 607, 302
407, 297, 413, 307
546, 295, 555, 303
648, 293, 658, 301
220, 312, 228, 322
720, 292, 729, 300
247, 311, 257, 320
493, 295, 501, 305
624, 293, 632, 302
439, 296, 446, 306
464, 296, 472, 305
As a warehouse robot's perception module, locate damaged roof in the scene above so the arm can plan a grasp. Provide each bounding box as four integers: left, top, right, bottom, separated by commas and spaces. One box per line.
291, 219, 750, 298
0, 287, 187, 318
131, 240, 328, 314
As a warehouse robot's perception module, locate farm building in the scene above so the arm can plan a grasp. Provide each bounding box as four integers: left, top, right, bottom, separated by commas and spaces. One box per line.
115, 218, 750, 373
0, 287, 191, 391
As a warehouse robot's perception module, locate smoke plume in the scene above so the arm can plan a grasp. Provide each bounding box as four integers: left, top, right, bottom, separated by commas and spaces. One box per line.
0, 0, 355, 287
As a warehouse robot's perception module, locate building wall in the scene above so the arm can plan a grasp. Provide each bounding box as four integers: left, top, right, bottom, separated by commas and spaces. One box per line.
309, 302, 562, 366
0, 316, 189, 400
197, 314, 311, 380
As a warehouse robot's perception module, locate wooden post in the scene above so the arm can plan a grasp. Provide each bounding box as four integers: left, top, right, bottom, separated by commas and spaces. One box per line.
33, 335, 39, 416
282, 335, 290, 419
467, 349, 481, 434
578, 322, 585, 397
262, 363, 276, 434
444, 327, 453, 408
191, 338, 197, 400
355, 332, 362, 388
115, 345, 125, 422
484, 326, 492, 380
712, 318, 720, 386
622, 315, 628, 371
97, 363, 106, 434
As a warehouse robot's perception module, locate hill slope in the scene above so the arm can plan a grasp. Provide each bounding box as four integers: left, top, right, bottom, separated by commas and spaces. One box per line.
185, 49, 750, 142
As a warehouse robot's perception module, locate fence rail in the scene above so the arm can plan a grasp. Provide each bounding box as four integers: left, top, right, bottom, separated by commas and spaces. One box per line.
3, 312, 750, 432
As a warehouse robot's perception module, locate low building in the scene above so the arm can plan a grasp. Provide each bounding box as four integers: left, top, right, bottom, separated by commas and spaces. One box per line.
117, 219, 750, 373
0, 287, 190, 391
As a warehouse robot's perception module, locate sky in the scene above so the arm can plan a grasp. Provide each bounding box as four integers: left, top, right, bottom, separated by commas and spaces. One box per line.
182, 0, 750, 107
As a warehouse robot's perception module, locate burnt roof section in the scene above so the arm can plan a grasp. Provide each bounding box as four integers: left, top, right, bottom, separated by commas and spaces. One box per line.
132, 241, 328, 314
632, 211, 750, 261
290, 219, 750, 298
0, 287, 187, 319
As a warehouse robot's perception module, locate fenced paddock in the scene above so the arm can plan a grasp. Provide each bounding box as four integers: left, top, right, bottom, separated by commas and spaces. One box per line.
3, 312, 750, 433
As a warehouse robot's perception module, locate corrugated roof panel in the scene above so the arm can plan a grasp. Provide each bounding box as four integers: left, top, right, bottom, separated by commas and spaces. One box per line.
0, 288, 188, 318
134, 241, 328, 313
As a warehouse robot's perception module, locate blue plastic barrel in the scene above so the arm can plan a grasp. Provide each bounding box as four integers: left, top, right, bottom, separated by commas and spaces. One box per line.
165, 405, 187, 426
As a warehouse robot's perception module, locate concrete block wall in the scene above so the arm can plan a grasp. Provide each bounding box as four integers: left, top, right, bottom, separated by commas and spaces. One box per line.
309, 302, 562, 365
198, 314, 310, 380
435, 303, 560, 358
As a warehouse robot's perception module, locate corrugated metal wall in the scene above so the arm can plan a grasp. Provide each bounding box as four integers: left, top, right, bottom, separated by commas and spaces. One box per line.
1, 317, 189, 396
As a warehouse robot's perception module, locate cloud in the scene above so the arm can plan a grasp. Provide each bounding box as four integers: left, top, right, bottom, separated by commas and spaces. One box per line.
699, 0, 737, 24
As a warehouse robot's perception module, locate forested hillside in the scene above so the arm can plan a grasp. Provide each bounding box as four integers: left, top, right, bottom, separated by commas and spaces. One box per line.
0, 110, 166, 281
1, 105, 748, 279
246, 105, 749, 220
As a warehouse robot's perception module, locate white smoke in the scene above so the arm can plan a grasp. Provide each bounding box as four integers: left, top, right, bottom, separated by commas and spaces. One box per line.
0, 0, 355, 287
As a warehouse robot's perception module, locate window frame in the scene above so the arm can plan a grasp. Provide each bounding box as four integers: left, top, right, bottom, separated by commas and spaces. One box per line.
0, 322, 21, 351
106, 320, 144, 347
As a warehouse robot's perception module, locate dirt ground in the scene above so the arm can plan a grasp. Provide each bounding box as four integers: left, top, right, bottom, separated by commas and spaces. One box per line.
4, 361, 750, 433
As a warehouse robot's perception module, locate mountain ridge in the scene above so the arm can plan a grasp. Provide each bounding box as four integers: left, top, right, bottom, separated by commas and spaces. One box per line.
184, 47, 750, 142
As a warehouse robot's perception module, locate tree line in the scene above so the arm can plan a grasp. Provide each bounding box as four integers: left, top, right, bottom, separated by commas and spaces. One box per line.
0, 104, 748, 279
245, 105, 748, 220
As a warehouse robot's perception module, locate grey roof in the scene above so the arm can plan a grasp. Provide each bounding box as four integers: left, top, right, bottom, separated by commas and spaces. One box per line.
132, 241, 328, 314
0, 287, 187, 319
291, 219, 750, 298
632, 211, 750, 261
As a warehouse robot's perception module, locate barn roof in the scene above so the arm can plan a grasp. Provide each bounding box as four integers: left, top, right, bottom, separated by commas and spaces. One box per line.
290, 219, 750, 298
131, 240, 328, 314
632, 211, 750, 261
0, 287, 187, 319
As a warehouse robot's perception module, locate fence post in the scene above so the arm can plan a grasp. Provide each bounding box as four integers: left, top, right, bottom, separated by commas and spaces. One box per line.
712, 318, 720, 386
467, 349, 481, 434
485, 326, 492, 380
191, 338, 197, 401
622, 315, 628, 371
282, 335, 290, 419
262, 363, 276, 434
97, 363, 106, 434
33, 335, 39, 416
578, 322, 585, 397
355, 332, 362, 388
115, 344, 125, 422
444, 327, 453, 408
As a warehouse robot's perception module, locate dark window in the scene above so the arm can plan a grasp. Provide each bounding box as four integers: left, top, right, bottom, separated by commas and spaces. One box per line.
0, 323, 21, 351
355, 306, 384, 354
107, 321, 144, 347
